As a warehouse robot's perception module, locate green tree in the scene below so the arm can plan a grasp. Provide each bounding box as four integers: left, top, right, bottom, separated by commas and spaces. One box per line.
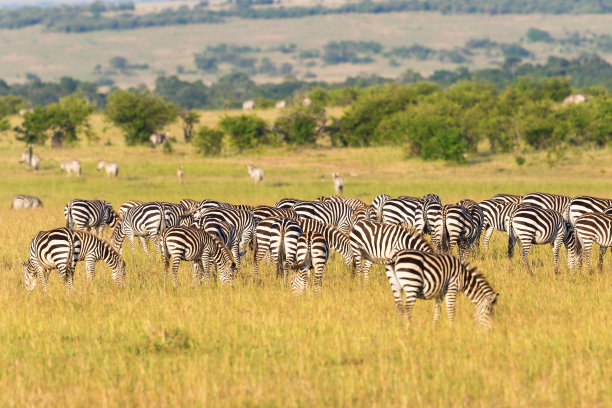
274, 103, 326, 145
193, 125, 224, 156
219, 114, 267, 151
105, 90, 178, 145
179, 110, 200, 142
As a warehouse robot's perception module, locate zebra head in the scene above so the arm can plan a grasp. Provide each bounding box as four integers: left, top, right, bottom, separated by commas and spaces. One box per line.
19, 259, 37, 291
474, 293, 499, 330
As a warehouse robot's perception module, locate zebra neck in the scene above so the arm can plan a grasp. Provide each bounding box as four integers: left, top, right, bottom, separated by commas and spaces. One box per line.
461, 270, 493, 306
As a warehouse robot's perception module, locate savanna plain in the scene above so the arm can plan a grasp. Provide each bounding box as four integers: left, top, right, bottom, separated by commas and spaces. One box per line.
1, 110, 612, 406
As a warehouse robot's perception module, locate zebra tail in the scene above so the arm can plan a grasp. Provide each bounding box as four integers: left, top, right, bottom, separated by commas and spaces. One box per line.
507, 213, 515, 259
441, 207, 449, 253
66, 201, 74, 228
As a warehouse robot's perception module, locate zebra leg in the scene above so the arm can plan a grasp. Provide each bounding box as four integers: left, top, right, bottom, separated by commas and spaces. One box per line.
483, 226, 494, 254
598, 246, 607, 272
313, 263, 325, 296
291, 266, 308, 295
384, 264, 404, 314
232, 242, 241, 273
403, 289, 418, 326
432, 296, 443, 326
138, 237, 150, 257
191, 262, 200, 287
37, 267, 49, 292
520, 241, 533, 275
85, 256, 96, 282
163, 254, 170, 289
127, 234, 136, 255
582, 237, 594, 274
507, 233, 516, 261
444, 286, 459, 326
171, 256, 181, 288
552, 234, 563, 274
361, 259, 373, 283
200, 254, 212, 285
58, 264, 73, 291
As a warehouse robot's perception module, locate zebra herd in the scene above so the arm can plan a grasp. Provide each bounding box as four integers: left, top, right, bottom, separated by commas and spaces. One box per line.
19, 192, 612, 329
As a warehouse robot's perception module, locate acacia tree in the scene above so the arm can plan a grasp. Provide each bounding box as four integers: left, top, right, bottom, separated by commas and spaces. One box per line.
105, 90, 178, 145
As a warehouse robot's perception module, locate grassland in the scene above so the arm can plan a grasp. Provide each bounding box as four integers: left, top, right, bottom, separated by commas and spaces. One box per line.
1, 109, 612, 406
1, 11, 612, 88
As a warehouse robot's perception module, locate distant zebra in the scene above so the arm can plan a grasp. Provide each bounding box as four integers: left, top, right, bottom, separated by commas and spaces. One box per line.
317, 195, 366, 210
507, 207, 574, 274
30, 154, 40, 171
247, 165, 264, 184
253, 217, 302, 280
349, 220, 433, 281
20, 227, 80, 292
274, 198, 306, 208
384, 250, 498, 329
111, 202, 167, 257
371, 194, 392, 222
523, 192, 571, 220
568, 196, 612, 226
118, 200, 144, 219
291, 231, 329, 295
97, 160, 119, 177
177, 166, 184, 183
492, 194, 523, 203
332, 173, 344, 195
150, 132, 168, 148
60, 160, 81, 177
573, 213, 612, 273
20, 146, 40, 171
456, 199, 484, 250
253, 205, 298, 223
293, 201, 354, 234
73, 230, 126, 286
64, 199, 119, 236
11, 194, 43, 209
161, 226, 237, 288
439, 205, 478, 262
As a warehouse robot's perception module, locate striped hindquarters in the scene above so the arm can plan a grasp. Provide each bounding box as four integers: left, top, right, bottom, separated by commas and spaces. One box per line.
293, 201, 354, 234
568, 196, 612, 226
292, 231, 329, 294
523, 192, 571, 220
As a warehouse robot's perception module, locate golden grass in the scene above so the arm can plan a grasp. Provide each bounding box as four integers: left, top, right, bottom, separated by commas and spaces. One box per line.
1, 119, 612, 406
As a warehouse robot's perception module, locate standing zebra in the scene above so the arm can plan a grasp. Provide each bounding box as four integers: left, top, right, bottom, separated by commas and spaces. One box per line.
291, 231, 329, 295
349, 220, 432, 281
332, 173, 344, 195
297, 218, 354, 268
371, 194, 391, 222
523, 192, 571, 220
161, 226, 237, 288
20, 228, 80, 292
380, 197, 426, 232
456, 199, 484, 250
196, 218, 241, 273
60, 160, 81, 177
351, 206, 377, 224
11, 194, 43, 209
573, 213, 612, 273
439, 204, 478, 262
97, 160, 119, 177
293, 201, 354, 234
72, 230, 126, 286
317, 196, 366, 210
64, 199, 119, 236
247, 165, 264, 184
118, 200, 144, 219
253, 205, 298, 223
253, 217, 302, 280
111, 202, 167, 257
20, 146, 40, 171
479, 199, 528, 254
567, 196, 612, 226
384, 250, 498, 329
507, 207, 573, 274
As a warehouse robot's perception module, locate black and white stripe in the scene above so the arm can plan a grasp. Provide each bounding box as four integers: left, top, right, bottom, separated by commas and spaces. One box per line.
296, 218, 354, 267
161, 226, 237, 287
73, 230, 126, 286
573, 212, 612, 273
492, 194, 523, 203
118, 200, 144, 219
351, 205, 377, 225
253, 217, 302, 280
439, 204, 478, 262
274, 198, 307, 208
371, 194, 391, 222
456, 199, 484, 250
384, 250, 498, 329
111, 202, 167, 257
523, 192, 571, 220
479, 199, 528, 253
11, 194, 43, 209
291, 231, 329, 295
568, 196, 612, 226
293, 201, 354, 234
349, 220, 432, 281
253, 205, 298, 223
64, 199, 119, 235
380, 197, 426, 232
317, 196, 367, 210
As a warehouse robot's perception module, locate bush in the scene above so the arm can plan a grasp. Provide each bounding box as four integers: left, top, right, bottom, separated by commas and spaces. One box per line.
526, 28, 554, 43
219, 114, 268, 151
274, 103, 325, 145
193, 126, 224, 156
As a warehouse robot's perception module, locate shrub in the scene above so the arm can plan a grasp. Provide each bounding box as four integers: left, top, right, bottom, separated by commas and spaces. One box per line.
219, 114, 268, 151
526, 28, 554, 43
193, 126, 224, 156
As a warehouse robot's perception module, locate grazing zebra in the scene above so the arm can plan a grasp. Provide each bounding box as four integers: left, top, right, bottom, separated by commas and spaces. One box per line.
479, 199, 526, 253
371, 194, 391, 222
293, 201, 354, 234
317, 195, 366, 210
381, 197, 426, 232
297, 218, 354, 267
568, 196, 612, 226
197, 218, 241, 272
253, 217, 302, 280
332, 173, 344, 195
439, 205, 478, 262
253, 205, 298, 223
247, 165, 264, 184
492, 194, 523, 203
118, 200, 144, 219
456, 199, 484, 250
11, 194, 43, 209
111, 202, 167, 257
64, 199, 119, 236
523, 192, 571, 220
161, 226, 237, 288
507, 207, 573, 274
291, 231, 329, 295
349, 220, 432, 281
73, 230, 126, 286
60, 160, 81, 177
97, 160, 119, 177
20, 228, 80, 292
351, 206, 377, 224
573, 213, 612, 273
384, 250, 498, 329
274, 198, 306, 208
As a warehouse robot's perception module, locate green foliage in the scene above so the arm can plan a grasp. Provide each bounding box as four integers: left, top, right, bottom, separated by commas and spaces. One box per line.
105, 90, 178, 146
193, 125, 224, 156
322, 41, 381, 64
273, 103, 326, 145
162, 139, 173, 155
527, 28, 555, 43
0, 95, 28, 117
219, 114, 268, 151
179, 110, 200, 142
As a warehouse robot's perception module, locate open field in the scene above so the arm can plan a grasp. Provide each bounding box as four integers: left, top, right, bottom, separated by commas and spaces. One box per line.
1, 111, 612, 406
1, 11, 612, 88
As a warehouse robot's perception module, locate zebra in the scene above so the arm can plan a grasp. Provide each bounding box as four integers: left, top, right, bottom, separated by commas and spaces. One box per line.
253, 205, 298, 223
253, 217, 302, 281
196, 218, 242, 273
111, 202, 167, 258
438, 205, 478, 262
161, 226, 237, 288
296, 218, 354, 268
11, 194, 43, 209
523, 192, 571, 220
567, 196, 612, 226
349, 220, 433, 281
60, 160, 81, 177
331, 173, 344, 195
274, 198, 306, 208
380, 197, 426, 232
247, 165, 264, 184
351, 206, 377, 224
479, 199, 527, 254
20, 146, 40, 171
97, 160, 119, 177
20, 227, 80, 292
291, 231, 329, 295
371, 194, 392, 222
118, 200, 144, 219
179, 198, 199, 213
64, 199, 119, 236
293, 201, 354, 234
177, 166, 184, 183
507, 206, 574, 274
456, 199, 484, 250
492, 194, 523, 203
150, 132, 168, 148
72, 230, 126, 286
317, 195, 366, 210
384, 250, 499, 329
573, 213, 612, 273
